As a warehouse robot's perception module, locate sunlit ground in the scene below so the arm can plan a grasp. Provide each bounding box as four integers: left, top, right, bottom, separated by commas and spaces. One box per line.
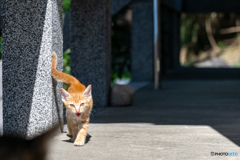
48, 80, 240, 160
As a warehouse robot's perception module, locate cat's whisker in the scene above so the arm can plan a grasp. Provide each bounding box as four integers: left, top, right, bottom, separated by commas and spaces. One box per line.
90, 112, 94, 119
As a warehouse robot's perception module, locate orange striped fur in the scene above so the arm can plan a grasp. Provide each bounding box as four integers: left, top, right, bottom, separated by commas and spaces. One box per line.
51, 53, 93, 146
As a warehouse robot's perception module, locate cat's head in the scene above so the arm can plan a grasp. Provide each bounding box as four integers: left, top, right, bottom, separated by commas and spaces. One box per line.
61, 85, 93, 118
0, 126, 58, 160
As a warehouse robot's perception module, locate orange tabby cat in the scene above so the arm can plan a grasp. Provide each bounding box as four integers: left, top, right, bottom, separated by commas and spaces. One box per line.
51, 53, 93, 146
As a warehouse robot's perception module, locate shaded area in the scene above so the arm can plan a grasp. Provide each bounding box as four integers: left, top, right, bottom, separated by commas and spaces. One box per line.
182, 0, 240, 12
164, 67, 240, 80
111, 0, 131, 15
92, 70, 240, 146
70, 0, 111, 107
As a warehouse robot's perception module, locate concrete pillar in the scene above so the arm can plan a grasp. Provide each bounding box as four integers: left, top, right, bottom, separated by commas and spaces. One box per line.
131, 1, 154, 82
63, 11, 70, 52
0, 0, 2, 33
0, 61, 2, 135
0, 0, 2, 136
2, 0, 63, 138
70, 0, 111, 107
112, 0, 131, 15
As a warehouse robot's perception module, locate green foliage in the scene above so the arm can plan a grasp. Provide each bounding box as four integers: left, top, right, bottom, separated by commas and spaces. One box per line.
181, 13, 240, 65
233, 62, 240, 68
63, 48, 71, 74
217, 41, 226, 49
112, 71, 131, 80
181, 13, 210, 56
63, 0, 70, 13
61, 0, 71, 74
111, 72, 131, 87
111, 7, 131, 82
62, 48, 71, 91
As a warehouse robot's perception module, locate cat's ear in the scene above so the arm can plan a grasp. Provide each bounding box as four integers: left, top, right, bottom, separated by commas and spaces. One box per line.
83, 85, 92, 100
60, 88, 70, 102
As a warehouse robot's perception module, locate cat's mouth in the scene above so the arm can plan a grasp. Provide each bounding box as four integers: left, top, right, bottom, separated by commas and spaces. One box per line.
76, 113, 81, 117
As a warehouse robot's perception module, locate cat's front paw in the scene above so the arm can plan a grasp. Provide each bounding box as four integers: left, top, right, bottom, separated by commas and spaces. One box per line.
74, 140, 85, 146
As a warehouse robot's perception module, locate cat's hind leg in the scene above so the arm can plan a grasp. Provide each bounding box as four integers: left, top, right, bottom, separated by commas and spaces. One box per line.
67, 123, 72, 138
66, 116, 74, 138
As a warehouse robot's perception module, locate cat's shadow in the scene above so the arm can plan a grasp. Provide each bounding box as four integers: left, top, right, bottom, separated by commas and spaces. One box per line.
62, 134, 92, 145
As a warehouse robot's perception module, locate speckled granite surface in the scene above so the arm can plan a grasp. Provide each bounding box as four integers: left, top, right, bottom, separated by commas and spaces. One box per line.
70, 0, 111, 108
0, 60, 2, 135
2, 0, 63, 138
131, 1, 154, 82
63, 11, 70, 51
111, 0, 131, 15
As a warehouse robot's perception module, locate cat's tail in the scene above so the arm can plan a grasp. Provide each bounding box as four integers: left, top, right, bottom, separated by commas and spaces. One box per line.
51, 52, 79, 85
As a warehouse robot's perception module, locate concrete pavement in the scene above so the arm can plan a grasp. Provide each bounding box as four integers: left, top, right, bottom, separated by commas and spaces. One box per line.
48, 80, 240, 160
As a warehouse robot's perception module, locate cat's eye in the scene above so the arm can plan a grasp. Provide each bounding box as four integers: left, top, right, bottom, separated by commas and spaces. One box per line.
70, 104, 75, 107
80, 103, 85, 107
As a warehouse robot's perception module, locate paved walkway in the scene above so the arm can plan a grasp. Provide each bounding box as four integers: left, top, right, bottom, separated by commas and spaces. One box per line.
48, 80, 240, 160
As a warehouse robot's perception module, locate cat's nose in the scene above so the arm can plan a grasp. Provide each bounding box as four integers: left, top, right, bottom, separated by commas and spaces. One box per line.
75, 108, 80, 113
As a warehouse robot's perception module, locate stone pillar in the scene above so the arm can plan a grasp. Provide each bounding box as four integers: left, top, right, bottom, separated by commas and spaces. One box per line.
112, 0, 131, 15
63, 11, 70, 52
131, 1, 154, 82
0, 61, 2, 136
0, 0, 2, 33
0, 0, 2, 135
70, 0, 111, 108
2, 0, 63, 138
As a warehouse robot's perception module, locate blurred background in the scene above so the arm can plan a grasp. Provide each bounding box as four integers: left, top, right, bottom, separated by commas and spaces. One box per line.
180, 13, 240, 68
61, 0, 240, 86
2, 0, 240, 85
